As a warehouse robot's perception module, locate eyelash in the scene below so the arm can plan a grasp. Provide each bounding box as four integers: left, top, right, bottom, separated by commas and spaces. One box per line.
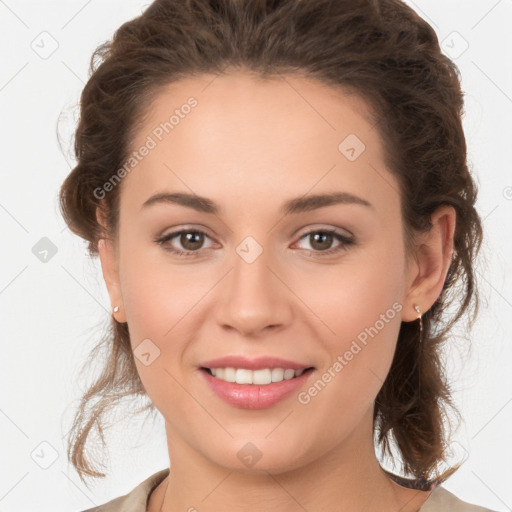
154, 228, 355, 259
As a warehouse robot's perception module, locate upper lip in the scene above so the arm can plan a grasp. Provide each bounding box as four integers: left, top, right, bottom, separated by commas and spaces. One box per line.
200, 355, 313, 371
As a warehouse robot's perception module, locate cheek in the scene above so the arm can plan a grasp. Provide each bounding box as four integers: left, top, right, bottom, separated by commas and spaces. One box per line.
295, 239, 405, 402
297, 296, 402, 442
116, 241, 205, 406
295, 236, 405, 348
117, 240, 192, 342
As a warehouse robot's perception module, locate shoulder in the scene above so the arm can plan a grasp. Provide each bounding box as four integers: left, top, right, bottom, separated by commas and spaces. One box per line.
78, 468, 169, 512
420, 484, 500, 512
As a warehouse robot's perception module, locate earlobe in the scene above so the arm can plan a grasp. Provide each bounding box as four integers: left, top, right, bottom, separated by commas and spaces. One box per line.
403, 205, 456, 322
97, 237, 127, 323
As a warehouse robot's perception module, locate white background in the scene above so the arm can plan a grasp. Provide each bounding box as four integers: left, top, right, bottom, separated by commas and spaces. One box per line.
1, 1, 511, 511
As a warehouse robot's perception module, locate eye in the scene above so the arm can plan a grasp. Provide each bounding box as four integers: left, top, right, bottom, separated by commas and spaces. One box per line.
293, 229, 355, 257
155, 228, 215, 258
154, 227, 355, 258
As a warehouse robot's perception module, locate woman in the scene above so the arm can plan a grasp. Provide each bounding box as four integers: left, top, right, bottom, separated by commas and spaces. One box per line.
59, 0, 497, 510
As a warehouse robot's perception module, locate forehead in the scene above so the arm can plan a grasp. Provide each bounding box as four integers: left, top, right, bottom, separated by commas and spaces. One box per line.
120, 71, 399, 219
131, 70, 379, 154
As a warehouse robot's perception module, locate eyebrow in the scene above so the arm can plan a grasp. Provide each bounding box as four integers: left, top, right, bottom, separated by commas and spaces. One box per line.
140, 191, 373, 216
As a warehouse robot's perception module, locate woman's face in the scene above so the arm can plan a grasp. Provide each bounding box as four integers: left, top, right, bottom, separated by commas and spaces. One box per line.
99, 71, 424, 473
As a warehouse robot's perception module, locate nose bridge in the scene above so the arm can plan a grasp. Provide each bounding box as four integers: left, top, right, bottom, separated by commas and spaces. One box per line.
231, 233, 278, 303
215, 232, 292, 335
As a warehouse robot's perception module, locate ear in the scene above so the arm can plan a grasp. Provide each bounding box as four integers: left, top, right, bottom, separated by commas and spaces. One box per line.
402, 205, 456, 322
96, 207, 127, 323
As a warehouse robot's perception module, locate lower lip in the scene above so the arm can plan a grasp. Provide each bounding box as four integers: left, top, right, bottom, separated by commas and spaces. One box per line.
200, 368, 314, 409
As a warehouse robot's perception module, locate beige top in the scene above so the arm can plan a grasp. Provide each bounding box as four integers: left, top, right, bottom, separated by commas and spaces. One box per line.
79, 468, 498, 512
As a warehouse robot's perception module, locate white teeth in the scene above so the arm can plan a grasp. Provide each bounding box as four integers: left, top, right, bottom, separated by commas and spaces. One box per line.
271, 368, 284, 382
236, 368, 253, 384
208, 367, 308, 385
224, 367, 236, 382
283, 369, 295, 380
252, 369, 271, 385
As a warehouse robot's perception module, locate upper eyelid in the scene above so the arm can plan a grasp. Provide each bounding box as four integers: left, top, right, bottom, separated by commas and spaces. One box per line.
160, 222, 353, 238
159, 226, 353, 248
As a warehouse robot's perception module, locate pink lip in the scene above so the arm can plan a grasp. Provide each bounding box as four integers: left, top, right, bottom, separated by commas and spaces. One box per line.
200, 367, 315, 409
199, 355, 312, 371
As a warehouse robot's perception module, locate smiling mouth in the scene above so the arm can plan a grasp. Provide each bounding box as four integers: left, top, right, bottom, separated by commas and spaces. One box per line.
200, 366, 315, 385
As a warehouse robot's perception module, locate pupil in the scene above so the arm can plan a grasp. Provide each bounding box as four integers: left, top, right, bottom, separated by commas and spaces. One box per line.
182, 232, 203, 250
312, 232, 332, 251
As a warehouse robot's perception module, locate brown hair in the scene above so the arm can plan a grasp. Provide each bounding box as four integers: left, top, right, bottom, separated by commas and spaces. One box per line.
59, 0, 483, 486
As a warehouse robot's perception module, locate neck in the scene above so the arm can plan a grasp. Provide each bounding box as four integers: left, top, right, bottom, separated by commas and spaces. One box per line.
152, 408, 431, 512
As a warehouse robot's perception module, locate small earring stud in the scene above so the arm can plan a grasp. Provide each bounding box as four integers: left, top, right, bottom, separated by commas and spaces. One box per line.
113, 306, 119, 313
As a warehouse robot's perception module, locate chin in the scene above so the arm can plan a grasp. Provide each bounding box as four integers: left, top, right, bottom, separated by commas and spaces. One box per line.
201, 436, 315, 476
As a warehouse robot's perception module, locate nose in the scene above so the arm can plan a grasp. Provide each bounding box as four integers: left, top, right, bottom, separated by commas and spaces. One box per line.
214, 243, 294, 338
